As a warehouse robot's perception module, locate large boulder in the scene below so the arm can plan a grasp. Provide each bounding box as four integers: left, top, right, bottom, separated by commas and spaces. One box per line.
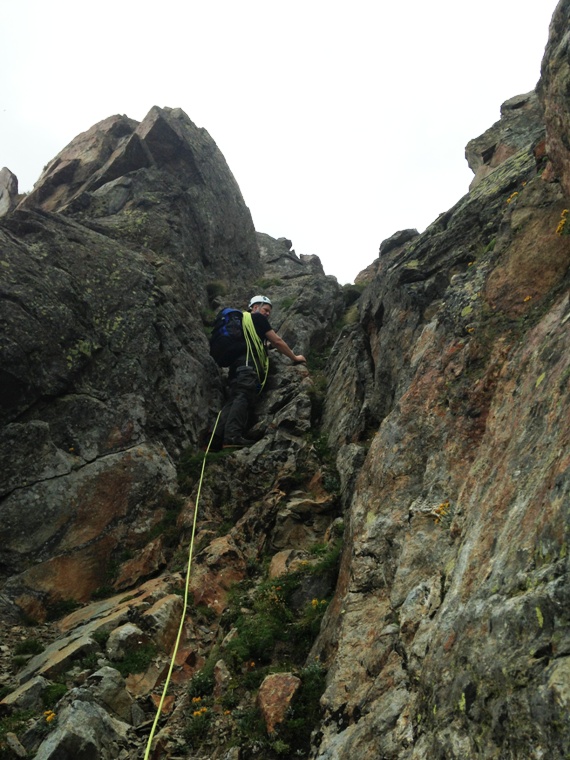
0, 167, 18, 217
30, 700, 130, 760
0, 107, 262, 618
465, 91, 544, 189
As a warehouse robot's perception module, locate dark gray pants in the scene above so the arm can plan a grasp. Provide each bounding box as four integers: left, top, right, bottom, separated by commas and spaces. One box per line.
216, 364, 259, 443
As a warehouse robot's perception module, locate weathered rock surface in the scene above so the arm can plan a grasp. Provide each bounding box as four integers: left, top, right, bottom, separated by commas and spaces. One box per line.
0, 167, 18, 217
257, 672, 301, 732
0, 4, 569, 760
30, 700, 130, 760
0, 106, 263, 620
537, 0, 570, 195
465, 91, 544, 189
255, 232, 345, 354
311, 5, 570, 758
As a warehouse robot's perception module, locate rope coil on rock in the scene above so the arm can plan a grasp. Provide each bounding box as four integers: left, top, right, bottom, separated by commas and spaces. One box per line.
242, 311, 269, 390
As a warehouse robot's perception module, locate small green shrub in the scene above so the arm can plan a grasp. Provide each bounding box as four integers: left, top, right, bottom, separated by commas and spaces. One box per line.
307, 373, 327, 427
92, 630, 110, 648
277, 660, 327, 753
219, 686, 240, 711
225, 611, 286, 666
78, 652, 100, 671
272, 738, 291, 755
0, 710, 34, 748
341, 282, 365, 306
46, 598, 80, 621
312, 538, 343, 575
14, 638, 44, 656
188, 652, 218, 699
234, 706, 266, 745
41, 683, 68, 708
206, 281, 228, 303
280, 297, 296, 311
114, 644, 157, 677
91, 585, 115, 600
291, 599, 329, 649
195, 603, 217, 622
254, 277, 282, 289
178, 448, 234, 494
147, 494, 184, 548
184, 707, 212, 748
200, 307, 217, 327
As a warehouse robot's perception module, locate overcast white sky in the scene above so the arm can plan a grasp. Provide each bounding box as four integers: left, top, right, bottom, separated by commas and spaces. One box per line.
1, 0, 559, 283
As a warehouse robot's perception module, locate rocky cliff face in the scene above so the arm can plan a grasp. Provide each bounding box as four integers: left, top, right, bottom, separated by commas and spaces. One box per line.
1, 4, 569, 759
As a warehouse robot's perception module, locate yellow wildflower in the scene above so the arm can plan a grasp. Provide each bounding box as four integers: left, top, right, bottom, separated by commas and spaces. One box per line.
432, 501, 451, 524
556, 209, 569, 235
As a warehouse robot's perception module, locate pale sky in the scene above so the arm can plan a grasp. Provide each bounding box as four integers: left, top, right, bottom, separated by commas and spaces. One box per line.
1, 0, 559, 283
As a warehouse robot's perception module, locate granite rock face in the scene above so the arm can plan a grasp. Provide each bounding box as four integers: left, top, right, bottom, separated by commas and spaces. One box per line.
312, 5, 570, 757
0, 167, 18, 217
0, 4, 569, 759
19, 107, 261, 284
537, 0, 570, 195
0, 107, 263, 619
465, 91, 545, 189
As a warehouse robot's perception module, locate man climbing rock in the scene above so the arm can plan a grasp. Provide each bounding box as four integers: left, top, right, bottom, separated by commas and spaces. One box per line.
210, 295, 306, 448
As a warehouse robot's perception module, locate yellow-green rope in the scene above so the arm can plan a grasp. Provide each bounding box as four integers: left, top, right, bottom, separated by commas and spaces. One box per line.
242, 311, 269, 391
143, 412, 221, 760
143, 314, 268, 756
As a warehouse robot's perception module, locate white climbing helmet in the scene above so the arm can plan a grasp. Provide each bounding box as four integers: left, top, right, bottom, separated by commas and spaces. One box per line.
248, 295, 272, 308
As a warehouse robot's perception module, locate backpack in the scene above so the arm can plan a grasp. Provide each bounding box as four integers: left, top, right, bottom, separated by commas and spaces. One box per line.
209, 308, 246, 367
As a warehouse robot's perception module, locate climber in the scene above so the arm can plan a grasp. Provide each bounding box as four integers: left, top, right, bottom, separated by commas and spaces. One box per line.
210, 295, 306, 448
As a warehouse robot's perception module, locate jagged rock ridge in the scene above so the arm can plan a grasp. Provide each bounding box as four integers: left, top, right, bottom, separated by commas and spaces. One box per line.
0, 3, 569, 759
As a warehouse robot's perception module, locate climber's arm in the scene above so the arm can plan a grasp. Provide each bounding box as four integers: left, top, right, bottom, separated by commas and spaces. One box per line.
264, 330, 306, 364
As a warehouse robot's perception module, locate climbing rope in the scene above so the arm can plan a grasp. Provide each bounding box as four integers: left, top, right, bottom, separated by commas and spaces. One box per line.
143, 315, 268, 756
143, 412, 221, 760
242, 311, 269, 390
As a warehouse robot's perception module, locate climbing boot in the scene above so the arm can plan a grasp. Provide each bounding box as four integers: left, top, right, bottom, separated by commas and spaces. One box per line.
223, 437, 253, 448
